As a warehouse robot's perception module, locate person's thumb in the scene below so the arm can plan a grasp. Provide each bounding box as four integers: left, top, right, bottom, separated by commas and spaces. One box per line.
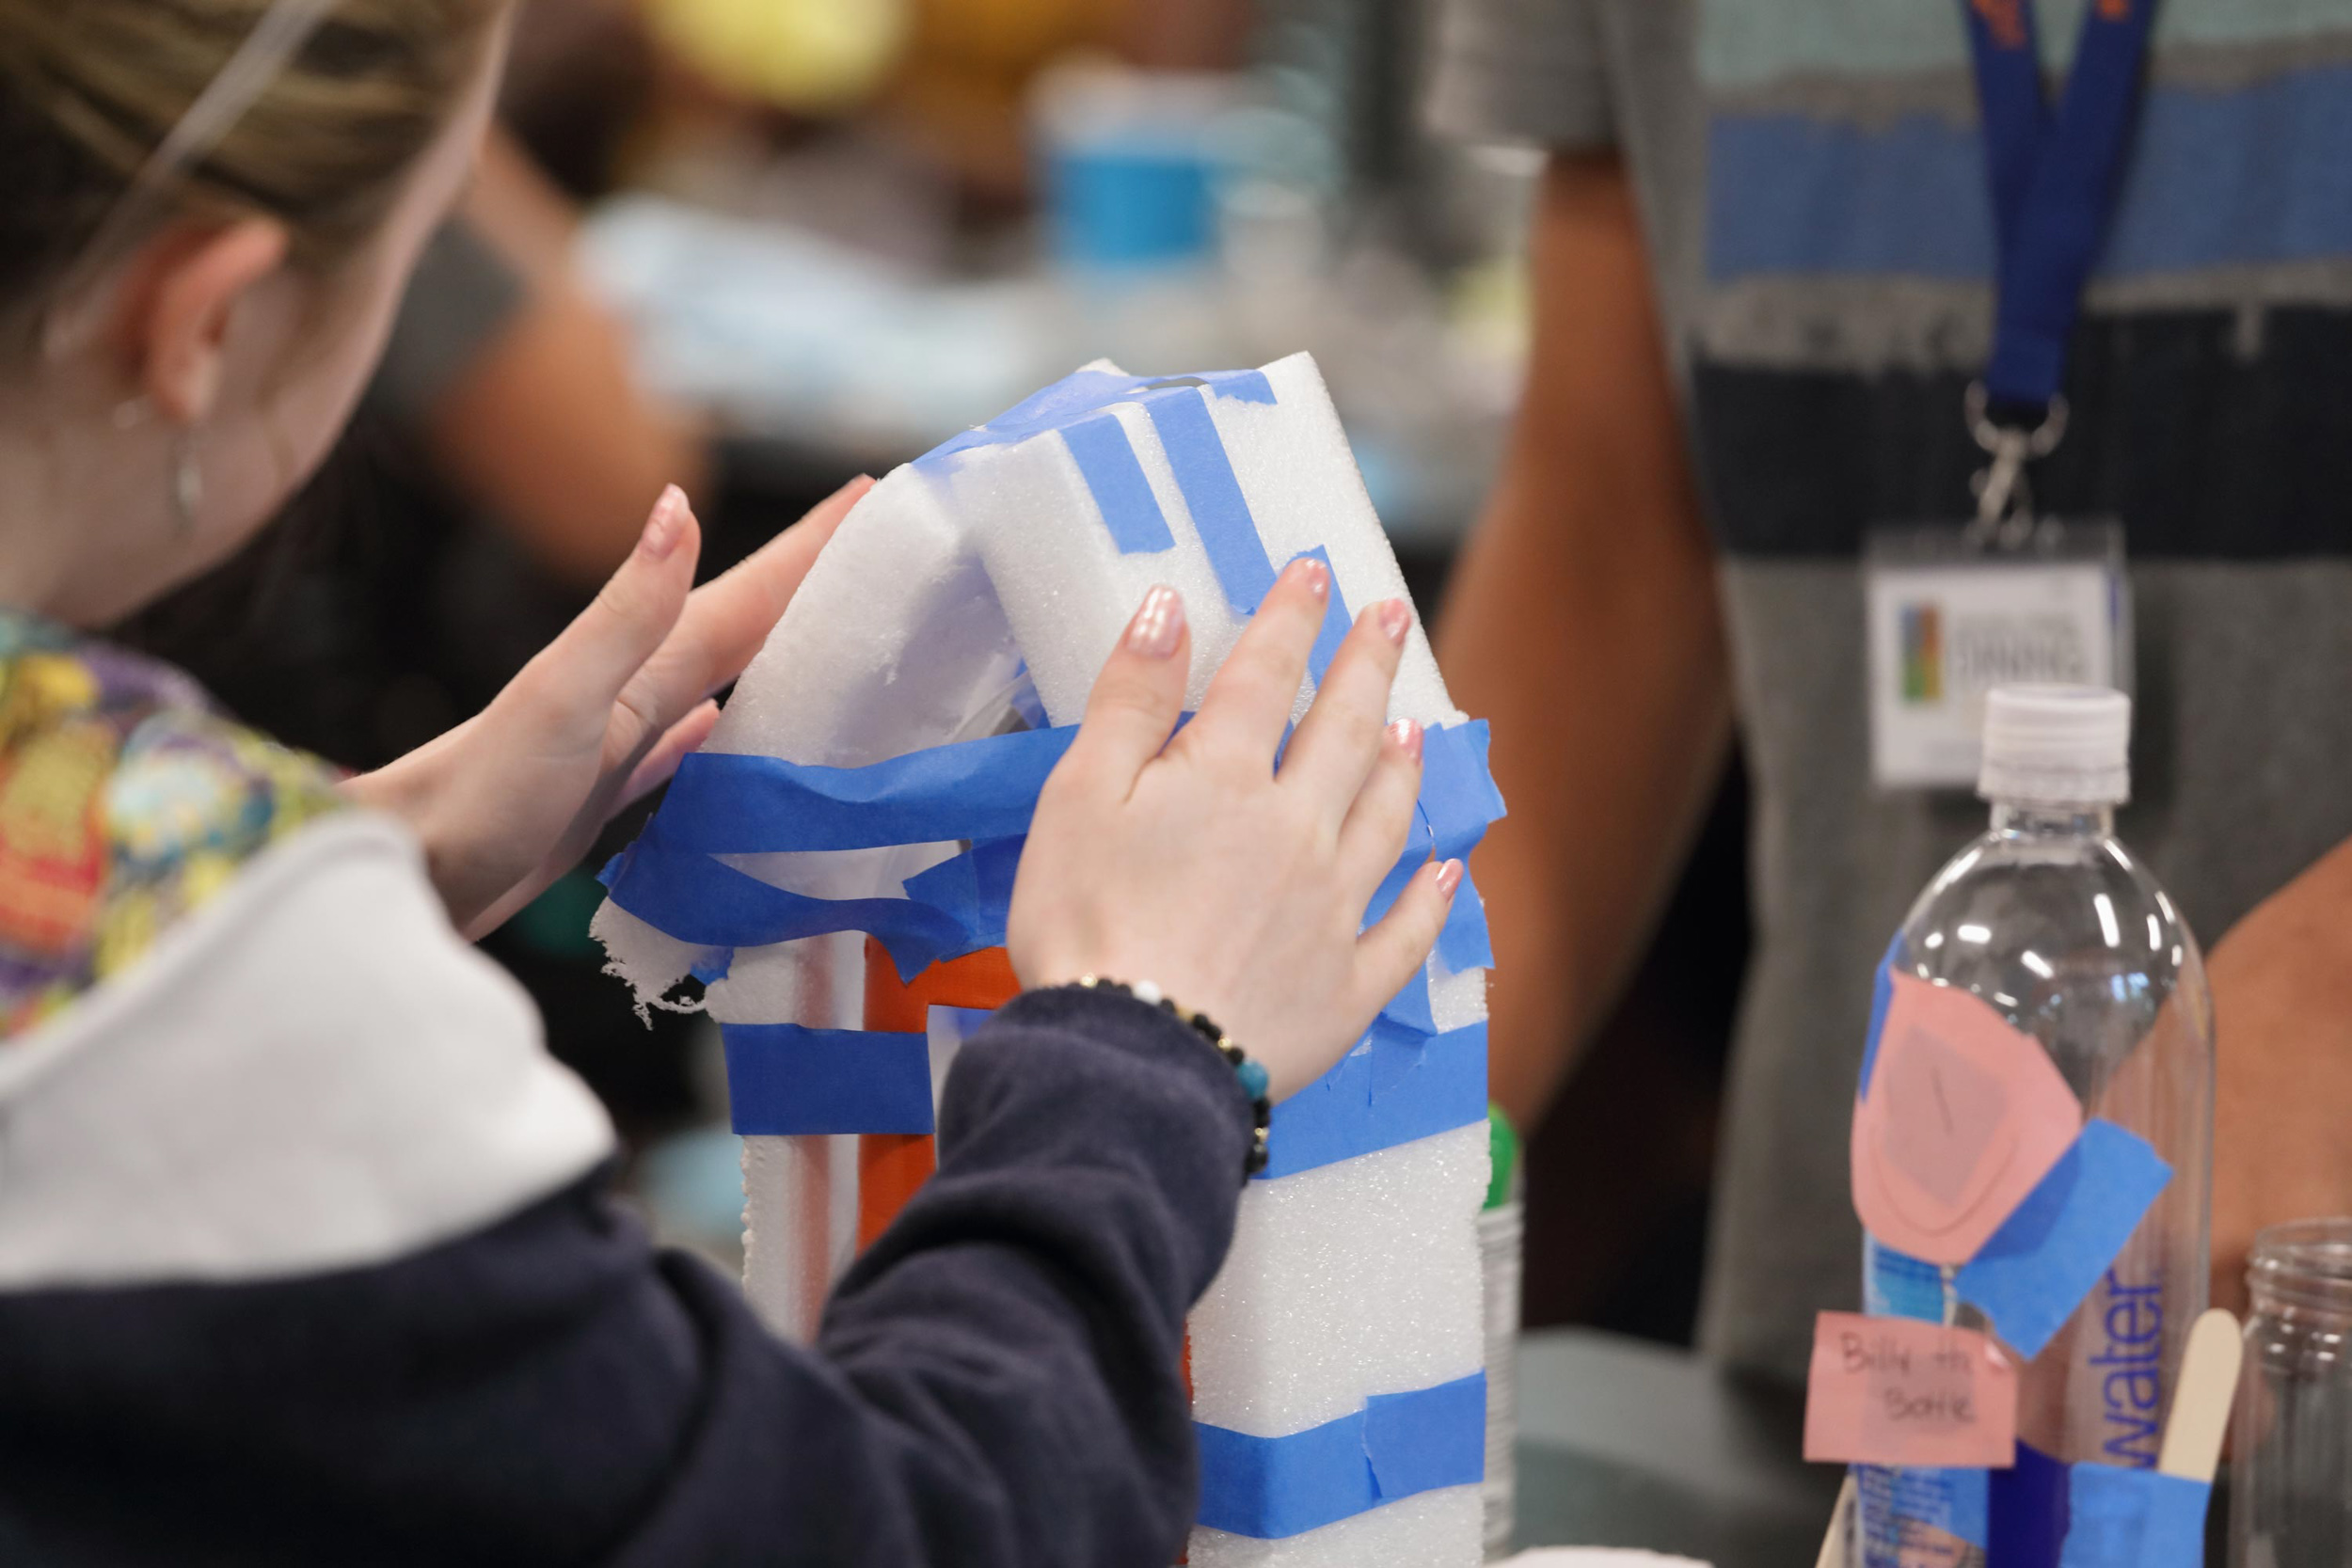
506, 485, 701, 745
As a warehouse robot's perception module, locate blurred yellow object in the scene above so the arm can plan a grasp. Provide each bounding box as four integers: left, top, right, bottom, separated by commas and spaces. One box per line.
645, 0, 913, 114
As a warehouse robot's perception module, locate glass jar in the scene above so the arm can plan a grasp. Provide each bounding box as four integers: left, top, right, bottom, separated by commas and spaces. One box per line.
2232, 1219, 2352, 1568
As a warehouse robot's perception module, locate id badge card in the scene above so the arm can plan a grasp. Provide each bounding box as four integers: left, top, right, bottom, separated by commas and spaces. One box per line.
1864, 520, 2130, 790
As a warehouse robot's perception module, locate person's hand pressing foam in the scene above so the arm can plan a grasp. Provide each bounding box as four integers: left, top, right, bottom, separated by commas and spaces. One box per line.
1009, 557, 1460, 1101
346, 475, 869, 938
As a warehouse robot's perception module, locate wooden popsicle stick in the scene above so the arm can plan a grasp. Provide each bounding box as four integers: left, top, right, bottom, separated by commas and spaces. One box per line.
2157, 1307, 2243, 1481
1816, 1473, 1856, 1568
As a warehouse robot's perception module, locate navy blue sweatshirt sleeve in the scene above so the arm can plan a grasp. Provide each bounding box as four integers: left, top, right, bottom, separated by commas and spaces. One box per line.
617, 986, 1252, 1567
0, 989, 1250, 1568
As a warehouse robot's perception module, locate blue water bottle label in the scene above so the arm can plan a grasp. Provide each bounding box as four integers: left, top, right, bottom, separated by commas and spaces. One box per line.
1854, 1239, 1990, 1563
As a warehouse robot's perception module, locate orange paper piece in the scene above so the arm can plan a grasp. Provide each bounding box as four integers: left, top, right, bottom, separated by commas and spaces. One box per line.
1804, 1312, 2019, 1468
857, 941, 1020, 1252
1851, 972, 2081, 1264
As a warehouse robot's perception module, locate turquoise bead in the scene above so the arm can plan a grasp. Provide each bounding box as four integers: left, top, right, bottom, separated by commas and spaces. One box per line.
1236, 1059, 1270, 1101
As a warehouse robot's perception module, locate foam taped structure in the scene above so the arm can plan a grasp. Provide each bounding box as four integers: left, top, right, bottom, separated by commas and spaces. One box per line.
595, 355, 1497, 1565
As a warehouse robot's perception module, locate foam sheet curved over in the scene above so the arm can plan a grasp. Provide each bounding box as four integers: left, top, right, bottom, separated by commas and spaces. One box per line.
593, 355, 1492, 1560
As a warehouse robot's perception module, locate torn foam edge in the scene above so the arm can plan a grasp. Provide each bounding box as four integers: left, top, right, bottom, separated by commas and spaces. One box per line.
602, 721, 1500, 990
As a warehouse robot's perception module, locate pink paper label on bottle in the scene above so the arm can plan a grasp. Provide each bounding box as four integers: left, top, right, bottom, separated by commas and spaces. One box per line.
1851, 971, 2082, 1264
1804, 1311, 2019, 1468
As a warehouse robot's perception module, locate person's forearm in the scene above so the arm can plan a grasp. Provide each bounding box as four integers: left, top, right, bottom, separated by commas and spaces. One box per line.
425, 131, 710, 587
1438, 154, 1733, 1131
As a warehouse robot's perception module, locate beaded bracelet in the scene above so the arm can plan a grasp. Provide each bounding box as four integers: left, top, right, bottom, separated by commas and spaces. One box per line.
1071, 975, 1271, 1179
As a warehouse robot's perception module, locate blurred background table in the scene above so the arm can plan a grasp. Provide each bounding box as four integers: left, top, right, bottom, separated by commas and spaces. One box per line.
1512, 1328, 1843, 1566
1514, 1329, 2232, 1566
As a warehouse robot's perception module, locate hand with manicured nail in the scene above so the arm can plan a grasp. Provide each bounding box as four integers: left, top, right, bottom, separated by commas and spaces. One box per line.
1009, 559, 1460, 1101
346, 477, 870, 939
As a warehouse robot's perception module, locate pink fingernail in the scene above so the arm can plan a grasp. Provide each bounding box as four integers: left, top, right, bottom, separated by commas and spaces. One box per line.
1389, 718, 1423, 761
1435, 859, 1464, 899
1125, 585, 1184, 658
1290, 557, 1330, 601
640, 485, 686, 560
1376, 598, 1412, 646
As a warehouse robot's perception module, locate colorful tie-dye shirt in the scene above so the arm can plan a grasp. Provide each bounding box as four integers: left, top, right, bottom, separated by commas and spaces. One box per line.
0, 614, 347, 1038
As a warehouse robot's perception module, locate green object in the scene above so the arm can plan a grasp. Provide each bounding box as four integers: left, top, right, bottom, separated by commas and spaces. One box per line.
1485, 1103, 1519, 1211
508, 866, 611, 960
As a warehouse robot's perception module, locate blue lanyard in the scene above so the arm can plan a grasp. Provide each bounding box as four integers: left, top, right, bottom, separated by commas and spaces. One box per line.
1962, 0, 2162, 416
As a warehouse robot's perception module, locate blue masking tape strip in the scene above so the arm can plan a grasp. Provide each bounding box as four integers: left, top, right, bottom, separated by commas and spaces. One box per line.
723, 1023, 934, 1134
1008, 665, 1049, 731
1200, 369, 1277, 404
1365, 1371, 1486, 1499
914, 369, 1155, 473
1991, 1439, 2073, 1568
927, 1004, 995, 1044
1064, 413, 1175, 553
901, 836, 1025, 954
1194, 1371, 1485, 1539
1858, 934, 1902, 1100
1379, 969, 1437, 1035
1421, 721, 1507, 864
646, 727, 1077, 854
1143, 387, 1279, 615
1292, 546, 1351, 681
1260, 1021, 1488, 1180
600, 847, 969, 981
2057, 1464, 2208, 1568
912, 366, 1277, 479
1957, 1118, 2172, 1360
1438, 868, 1493, 972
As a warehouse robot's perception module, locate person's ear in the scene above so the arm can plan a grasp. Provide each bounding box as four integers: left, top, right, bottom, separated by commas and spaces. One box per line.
129, 218, 290, 426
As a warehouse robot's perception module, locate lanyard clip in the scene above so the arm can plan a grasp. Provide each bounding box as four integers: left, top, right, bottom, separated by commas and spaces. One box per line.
1965, 382, 2068, 549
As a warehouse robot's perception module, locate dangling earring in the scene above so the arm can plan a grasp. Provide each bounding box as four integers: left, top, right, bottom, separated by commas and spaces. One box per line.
170, 427, 203, 536
110, 397, 200, 536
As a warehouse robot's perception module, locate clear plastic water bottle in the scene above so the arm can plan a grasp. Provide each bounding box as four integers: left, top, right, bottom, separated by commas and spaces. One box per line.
1853, 686, 2214, 1565
1479, 1106, 1522, 1561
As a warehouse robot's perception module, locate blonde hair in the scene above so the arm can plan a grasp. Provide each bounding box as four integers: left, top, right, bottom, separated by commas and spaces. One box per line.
0, 0, 500, 355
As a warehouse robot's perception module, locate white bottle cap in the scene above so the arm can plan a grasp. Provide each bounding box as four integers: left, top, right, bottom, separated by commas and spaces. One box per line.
1978, 685, 2132, 805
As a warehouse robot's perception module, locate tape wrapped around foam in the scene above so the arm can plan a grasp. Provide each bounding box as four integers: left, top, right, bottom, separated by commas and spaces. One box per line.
1195, 1372, 1486, 1539
593, 355, 1502, 1560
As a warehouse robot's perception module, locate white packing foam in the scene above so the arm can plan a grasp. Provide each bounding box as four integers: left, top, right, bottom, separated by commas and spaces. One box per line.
1187, 1119, 1488, 1435
596, 356, 1491, 1556
739, 1128, 858, 1341
1428, 950, 1490, 1035
590, 465, 1024, 1008
723, 929, 866, 1342
1209, 354, 1454, 726
940, 354, 1454, 730
1187, 1484, 1485, 1568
